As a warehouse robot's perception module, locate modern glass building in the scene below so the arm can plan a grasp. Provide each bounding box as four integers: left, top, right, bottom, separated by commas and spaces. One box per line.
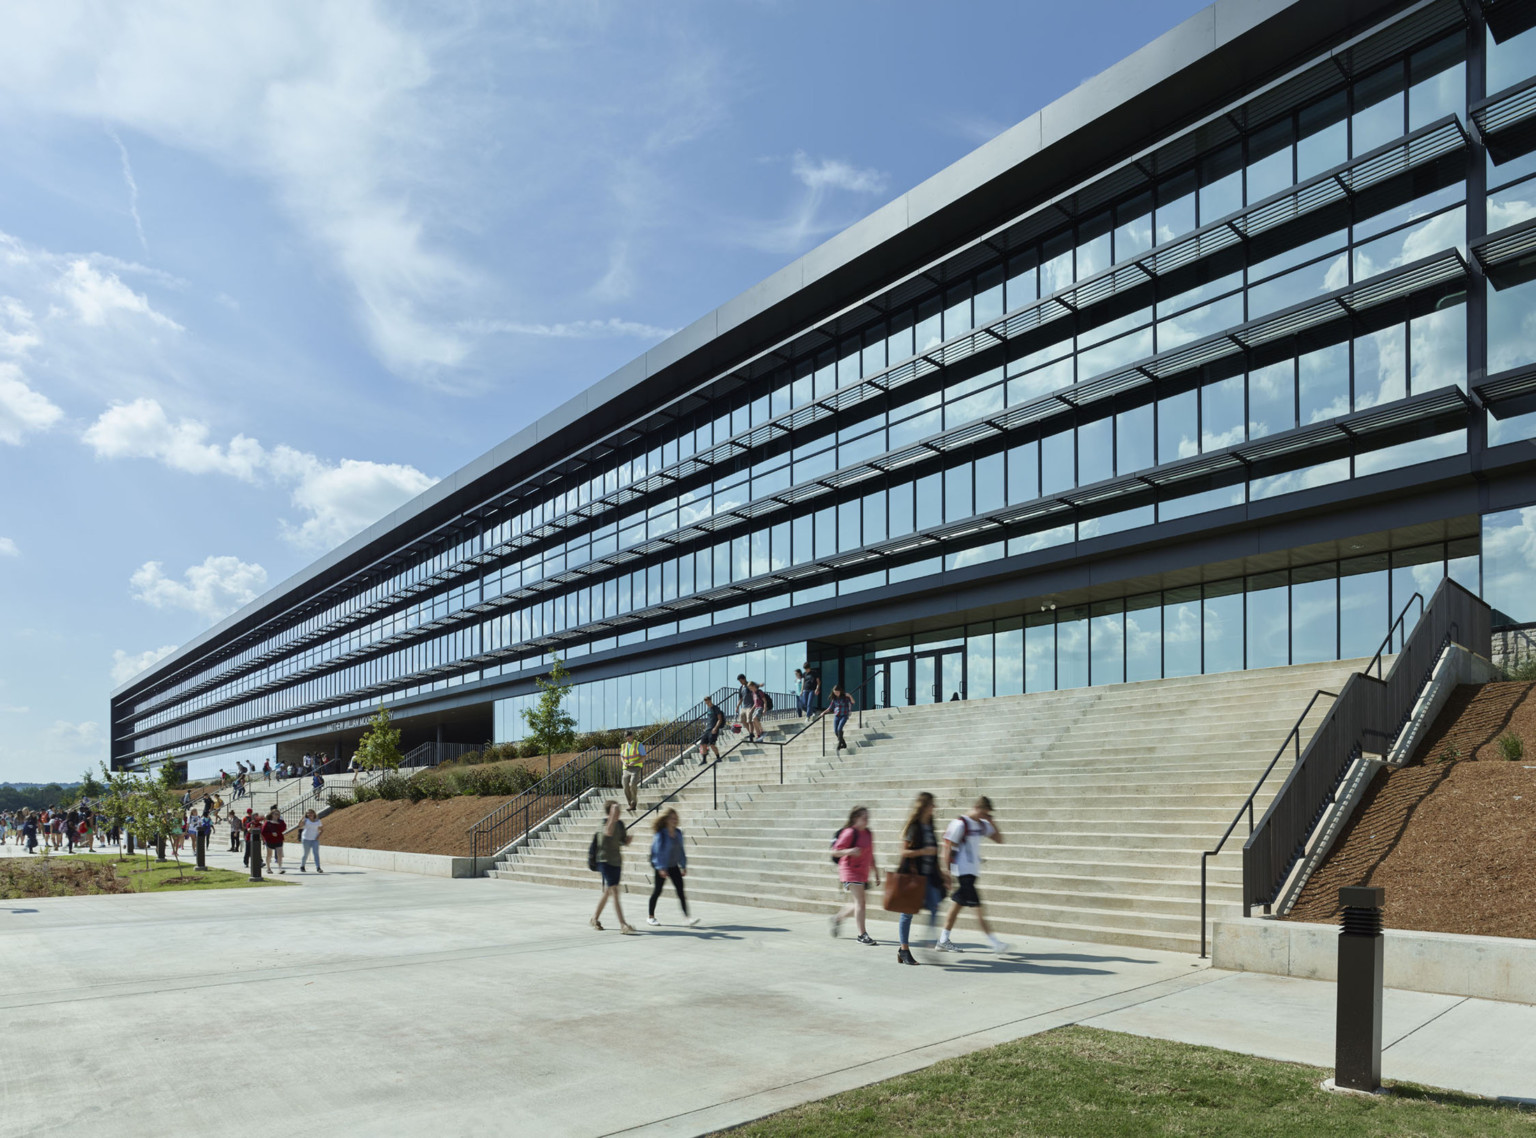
112, 0, 1536, 772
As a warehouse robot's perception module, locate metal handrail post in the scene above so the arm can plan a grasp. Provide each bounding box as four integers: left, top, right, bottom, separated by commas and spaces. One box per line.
712, 761, 717, 811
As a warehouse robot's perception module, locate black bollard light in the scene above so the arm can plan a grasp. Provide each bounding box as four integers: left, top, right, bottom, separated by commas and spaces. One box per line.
194, 828, 207, 871
1335, 885, 1385, 1093
247, 830, 263, 883
126, 831, 135, 856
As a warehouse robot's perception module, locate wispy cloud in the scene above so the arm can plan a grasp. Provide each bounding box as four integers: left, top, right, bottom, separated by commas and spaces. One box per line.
0, 362, 63, 445
737, 151, 891, 256
0, 537, 18, 558
105, 125, 148, 250
790, 151, 888, 195
459, 316, 676, 341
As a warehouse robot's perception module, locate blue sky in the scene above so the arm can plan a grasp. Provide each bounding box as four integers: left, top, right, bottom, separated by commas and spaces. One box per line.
0, 0, 1206, 783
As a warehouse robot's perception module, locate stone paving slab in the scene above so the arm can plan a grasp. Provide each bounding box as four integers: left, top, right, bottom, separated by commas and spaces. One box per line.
1, 843, 1533, 1136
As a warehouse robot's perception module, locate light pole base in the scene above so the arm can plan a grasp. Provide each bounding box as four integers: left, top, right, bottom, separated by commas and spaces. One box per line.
1321, 1079, 1389, 1097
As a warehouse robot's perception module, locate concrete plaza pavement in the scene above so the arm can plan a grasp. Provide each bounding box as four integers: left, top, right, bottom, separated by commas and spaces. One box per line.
1, 841, 1533, 1136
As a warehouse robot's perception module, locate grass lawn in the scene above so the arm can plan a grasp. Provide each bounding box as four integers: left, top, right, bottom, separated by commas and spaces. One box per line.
724, 1026, 1535, 1138
1, 851, 289, 898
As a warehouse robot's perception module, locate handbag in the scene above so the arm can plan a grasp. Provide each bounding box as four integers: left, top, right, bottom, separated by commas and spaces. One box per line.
882, 869, 927, 915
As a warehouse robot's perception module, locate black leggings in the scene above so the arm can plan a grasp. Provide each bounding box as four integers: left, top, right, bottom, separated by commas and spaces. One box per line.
649, 867, 689, 917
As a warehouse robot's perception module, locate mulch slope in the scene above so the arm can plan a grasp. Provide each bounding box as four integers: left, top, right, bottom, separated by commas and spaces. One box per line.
1286, 681, 1536, 937
285, 796, 520, 857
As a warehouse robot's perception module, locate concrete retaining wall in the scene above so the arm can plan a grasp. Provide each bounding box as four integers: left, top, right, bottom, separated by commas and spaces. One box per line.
306, 843, 476, 878
1212, 917, 1536, 1004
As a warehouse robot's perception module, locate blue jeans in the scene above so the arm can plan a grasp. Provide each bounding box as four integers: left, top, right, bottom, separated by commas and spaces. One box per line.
833, 713, 850, 741
301, 838, 321, 869
897, 880, 944, 945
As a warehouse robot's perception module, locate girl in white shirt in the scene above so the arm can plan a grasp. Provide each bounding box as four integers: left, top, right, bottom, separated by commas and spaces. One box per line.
298, 810, 324, 873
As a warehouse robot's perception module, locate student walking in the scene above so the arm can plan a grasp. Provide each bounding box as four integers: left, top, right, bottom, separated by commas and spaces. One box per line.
297, 810, 323, 872
262, 807, 287, 873
824, 684, 856, 750
228, 811, 244, 852
646, 809, 699, 926
800, 661, 821, 717
22, 812, 38, 853
734, 673, 752, 733
697, 696, 725, 765
829, 806, 881, 945
620, 731, 646, 814
591, 801, 637, 934
746, 681, 766, 743
937, 797, 1009, 954
894, 792, 948, 965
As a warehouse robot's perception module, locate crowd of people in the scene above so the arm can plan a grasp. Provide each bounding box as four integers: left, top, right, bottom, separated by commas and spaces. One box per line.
3, 785, 325, 875
217, 754, 329, 801
589, 785, 1008, 965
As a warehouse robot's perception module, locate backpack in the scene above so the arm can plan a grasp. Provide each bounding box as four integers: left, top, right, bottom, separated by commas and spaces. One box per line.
947, 816, 983, 865
829, 826, 853, 865
761, 692, 773, 712
587, 832, 600, 872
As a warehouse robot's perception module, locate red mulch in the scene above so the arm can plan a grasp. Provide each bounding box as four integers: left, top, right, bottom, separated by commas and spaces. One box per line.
1287, 682, 1536, 938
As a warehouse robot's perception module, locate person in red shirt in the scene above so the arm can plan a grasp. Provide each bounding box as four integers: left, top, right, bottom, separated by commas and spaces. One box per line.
242, 809, 259, 868
261, 807, 288, 874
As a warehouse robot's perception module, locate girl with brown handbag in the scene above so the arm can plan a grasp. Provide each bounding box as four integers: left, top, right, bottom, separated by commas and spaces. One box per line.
891, 792, 947, 966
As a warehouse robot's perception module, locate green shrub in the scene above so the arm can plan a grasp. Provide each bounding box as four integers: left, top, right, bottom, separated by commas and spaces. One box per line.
1436, 744, 1461, 764
376, 773, 411, 800
353, 782, 380, 804
327, 792, 355, 811
518, 739, 544, 759
1505, 657, 1536, 683
1498, 732, 1524, 761
410, 773, 455, 801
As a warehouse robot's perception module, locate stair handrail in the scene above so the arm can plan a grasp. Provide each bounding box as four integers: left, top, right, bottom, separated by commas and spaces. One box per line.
1232, 579, 1489, 947
754, 673, 881, 784
465, 684, 742, 868
1197, 688, 1338, 958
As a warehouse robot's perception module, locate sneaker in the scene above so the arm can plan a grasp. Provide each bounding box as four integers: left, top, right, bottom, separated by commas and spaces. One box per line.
856, 933, 878, 946
590, 917, 605, 931
646, 916, 660, 926
935, 939, 962, 953
316, 868, 324, 874
687, 916, 700, 927
829, 916, 841, 938
300, 866, 306, 873
989, 938, 1011, 954
620, 924, 638, 936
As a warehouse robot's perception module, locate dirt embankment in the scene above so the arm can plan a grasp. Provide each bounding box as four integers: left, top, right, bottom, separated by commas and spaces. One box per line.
1287, 681, 1536, 938
287, 796, 519, 857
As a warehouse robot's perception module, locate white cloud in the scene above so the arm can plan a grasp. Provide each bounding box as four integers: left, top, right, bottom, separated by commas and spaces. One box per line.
0, 2, 477, 382
0, 537, 17, 558
84, 398, 437, 552
45, 719, 104, 758
0, 361, 63, 444
0, 297, 41, 355
83, 398, 263, 479
460, 316, 676, 341
112, 644, 178, 685
56, 258, 180, 329
131, 556, 268, 623
791, 152, 888, 195
267, 446, 437, 551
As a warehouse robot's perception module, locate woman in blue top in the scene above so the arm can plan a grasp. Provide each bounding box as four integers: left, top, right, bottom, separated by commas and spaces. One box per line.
823, 684, 856, 751
647, 809, 700, 927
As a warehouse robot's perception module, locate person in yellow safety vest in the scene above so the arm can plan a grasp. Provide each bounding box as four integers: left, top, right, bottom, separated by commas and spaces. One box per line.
620, 731, 647, 814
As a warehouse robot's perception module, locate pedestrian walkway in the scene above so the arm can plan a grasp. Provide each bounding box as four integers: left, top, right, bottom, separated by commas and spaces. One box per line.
0, 867, 1530, 1137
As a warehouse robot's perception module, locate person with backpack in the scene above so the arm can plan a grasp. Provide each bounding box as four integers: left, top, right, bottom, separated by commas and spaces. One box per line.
734, 673, 752, 734
261, 806, 287, 873
829, 805, 882, 945
822, 684, 856, 751
646, 808, 700, 927
697, 696, 726, 765
228, 811, 244, 853
589, 800, 637, 934
746, 682, 766, 743
937, 796, 1008, 954
620, 731, 647, 814
894, 792, 948, 965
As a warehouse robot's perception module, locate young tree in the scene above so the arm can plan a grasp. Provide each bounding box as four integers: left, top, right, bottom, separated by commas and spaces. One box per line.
97, 764, 138, 861
521, 655, 578, 756
127, 778, 186, 878
75, 767, 105, 804
354, 706, 404, 771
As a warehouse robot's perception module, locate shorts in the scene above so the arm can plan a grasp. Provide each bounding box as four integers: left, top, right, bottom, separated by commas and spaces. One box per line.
951, 874, 982, 908
698, 730, 719, 746
599, 863, 622, 888
264, 839, 283, 850
841, 880, 867, 892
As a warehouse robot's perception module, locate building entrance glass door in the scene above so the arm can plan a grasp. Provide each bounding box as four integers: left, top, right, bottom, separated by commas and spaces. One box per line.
874, 650, 964, 706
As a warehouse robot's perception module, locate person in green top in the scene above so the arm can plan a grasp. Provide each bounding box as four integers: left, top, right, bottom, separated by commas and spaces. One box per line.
591, 800, 637, 935
620, 731, 647, 814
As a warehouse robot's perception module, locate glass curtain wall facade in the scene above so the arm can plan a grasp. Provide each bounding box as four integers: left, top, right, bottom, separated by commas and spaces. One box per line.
112, 0, 1536, 767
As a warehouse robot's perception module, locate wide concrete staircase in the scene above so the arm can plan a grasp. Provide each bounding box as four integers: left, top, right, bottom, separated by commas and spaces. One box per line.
489, 660, 1364, 953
